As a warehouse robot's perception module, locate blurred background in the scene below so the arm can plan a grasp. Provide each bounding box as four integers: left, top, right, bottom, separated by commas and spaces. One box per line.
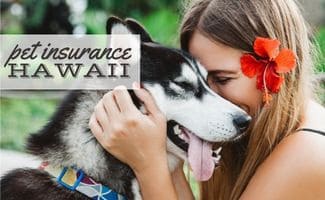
1, 0, 181, 149
0, 0, 324, 198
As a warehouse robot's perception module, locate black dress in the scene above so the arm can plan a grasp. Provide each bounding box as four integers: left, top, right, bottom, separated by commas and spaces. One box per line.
297, 128, 325, 136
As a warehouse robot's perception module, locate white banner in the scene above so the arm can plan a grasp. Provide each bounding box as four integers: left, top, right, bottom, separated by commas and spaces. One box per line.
0, 34, 140, 89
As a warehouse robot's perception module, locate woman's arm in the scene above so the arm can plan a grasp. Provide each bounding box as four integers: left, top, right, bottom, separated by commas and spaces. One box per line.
134, 156, 178, 200
89, 84, 178, 199
171, 163, 195, 200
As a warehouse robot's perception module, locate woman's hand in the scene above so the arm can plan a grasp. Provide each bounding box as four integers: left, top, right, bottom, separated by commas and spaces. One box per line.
89, 83, 182, 199
171, 162, 196, 200
88, 83, 167, 174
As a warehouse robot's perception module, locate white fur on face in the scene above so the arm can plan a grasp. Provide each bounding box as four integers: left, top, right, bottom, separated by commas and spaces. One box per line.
181, 53, 208, 80
168, 82, 186, 94
142, 83, 168, 116
166, 140, 185, 170
167, 93, 240, 141
196, 61, 208, 80
131, 179, 142, 200
175, 63, 199, 86
144, 62, 247, 142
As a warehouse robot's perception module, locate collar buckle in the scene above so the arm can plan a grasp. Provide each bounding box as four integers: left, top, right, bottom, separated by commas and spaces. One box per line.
57, 167, 84, 191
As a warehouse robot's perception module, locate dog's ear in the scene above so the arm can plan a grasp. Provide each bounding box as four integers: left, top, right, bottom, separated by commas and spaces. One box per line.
106, 16, 153, 43
125, 18, 153, 43
106, 16, 131, 35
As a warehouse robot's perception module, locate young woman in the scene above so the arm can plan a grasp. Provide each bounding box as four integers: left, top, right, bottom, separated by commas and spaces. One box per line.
89, 0, 325, 199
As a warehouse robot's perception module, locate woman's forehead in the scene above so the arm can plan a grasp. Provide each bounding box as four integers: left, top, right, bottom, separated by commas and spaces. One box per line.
188, 31, 242, 72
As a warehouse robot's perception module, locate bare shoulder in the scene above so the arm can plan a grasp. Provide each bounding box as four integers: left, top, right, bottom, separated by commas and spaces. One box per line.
240, 102, 325, 200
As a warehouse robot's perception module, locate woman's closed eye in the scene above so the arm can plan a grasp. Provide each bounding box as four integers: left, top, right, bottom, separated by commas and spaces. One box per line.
208, 75, 233, 85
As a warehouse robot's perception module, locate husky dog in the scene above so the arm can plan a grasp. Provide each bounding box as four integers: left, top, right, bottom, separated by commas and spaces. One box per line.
0, 17, 250, 200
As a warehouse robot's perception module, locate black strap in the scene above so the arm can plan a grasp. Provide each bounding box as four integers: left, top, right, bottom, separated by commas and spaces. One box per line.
297, 128, 325, 136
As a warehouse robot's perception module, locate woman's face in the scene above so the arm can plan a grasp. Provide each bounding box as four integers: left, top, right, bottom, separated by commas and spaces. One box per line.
188, 30, 262, 117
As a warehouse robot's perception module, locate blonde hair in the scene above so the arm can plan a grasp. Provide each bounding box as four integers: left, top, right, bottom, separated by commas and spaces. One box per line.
180, 0, 315, 199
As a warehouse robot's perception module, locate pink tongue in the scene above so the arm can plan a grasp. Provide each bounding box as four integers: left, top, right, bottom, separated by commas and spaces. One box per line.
186, 130, 214, 181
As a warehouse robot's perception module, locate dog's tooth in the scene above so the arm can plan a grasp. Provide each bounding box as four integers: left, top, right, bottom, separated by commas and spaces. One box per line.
213, 155, 221, 163
179, 133, 185, 140
173, 126, 177, 134
214, 147, 222, 155
174, 125, 182, 135
173, 125, 180, 135
177, 125, 182, 135
213, 155, 221, 164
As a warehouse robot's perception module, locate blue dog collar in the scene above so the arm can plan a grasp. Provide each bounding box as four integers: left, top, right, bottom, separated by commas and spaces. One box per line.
40, 162, 126, 200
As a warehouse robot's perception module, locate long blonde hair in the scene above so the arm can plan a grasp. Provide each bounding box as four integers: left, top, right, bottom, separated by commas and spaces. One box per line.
180, 0, 314, 199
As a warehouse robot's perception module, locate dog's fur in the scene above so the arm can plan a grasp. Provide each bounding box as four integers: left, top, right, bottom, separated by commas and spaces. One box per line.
0, 17, 249, 200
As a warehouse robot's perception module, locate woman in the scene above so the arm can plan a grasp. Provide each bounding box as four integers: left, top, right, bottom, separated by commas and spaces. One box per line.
89, 0, 325, 199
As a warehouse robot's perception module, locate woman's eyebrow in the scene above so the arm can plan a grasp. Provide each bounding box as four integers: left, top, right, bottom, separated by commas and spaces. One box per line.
207, 69, 238, 75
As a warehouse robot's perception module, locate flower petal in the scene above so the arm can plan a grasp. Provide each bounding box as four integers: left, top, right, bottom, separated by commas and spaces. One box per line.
274, 49, 296, 73
254, 37, 280, 59
240, 54, 265, 78
256, 73, 265, 91
265, 65, 284, 93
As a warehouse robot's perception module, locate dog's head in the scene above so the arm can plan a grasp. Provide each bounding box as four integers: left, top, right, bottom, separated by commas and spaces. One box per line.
107, 17, 251, 181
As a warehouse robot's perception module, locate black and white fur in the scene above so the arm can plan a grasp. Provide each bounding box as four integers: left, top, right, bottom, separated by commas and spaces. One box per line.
0, 17, 250, 200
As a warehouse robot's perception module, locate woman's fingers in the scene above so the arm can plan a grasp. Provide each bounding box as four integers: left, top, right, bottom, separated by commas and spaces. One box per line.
133, 82, 163, 119
88, 84, 168, 174
113, 85, 139, 113
89, 113, 104, 141
93, 99, 110, 130
102, 91, 121, 121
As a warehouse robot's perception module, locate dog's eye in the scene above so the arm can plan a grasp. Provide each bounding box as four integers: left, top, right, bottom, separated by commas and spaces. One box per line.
173, 81, 195, 91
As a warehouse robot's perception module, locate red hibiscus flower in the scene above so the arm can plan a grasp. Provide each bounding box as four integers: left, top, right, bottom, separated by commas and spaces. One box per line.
240, 37, 296, 105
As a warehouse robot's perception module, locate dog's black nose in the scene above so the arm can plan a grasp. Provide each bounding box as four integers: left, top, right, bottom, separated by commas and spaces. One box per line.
233, 115, 251, 132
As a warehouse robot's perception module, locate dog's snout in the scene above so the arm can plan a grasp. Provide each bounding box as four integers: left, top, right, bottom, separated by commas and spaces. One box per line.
233, 115, 251, 132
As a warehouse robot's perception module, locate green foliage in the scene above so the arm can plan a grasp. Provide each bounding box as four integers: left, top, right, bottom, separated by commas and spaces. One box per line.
0, 98, 58, 151
21, 0, 47, 29
315, 27, 325, 73
87, 0, 180, 18
314, 27, 325, 105
1, 10, 23, 34
183, 165, 200, 200
137, 9, 180, 46
83, 10, 107, 34
84, 9, 180, 46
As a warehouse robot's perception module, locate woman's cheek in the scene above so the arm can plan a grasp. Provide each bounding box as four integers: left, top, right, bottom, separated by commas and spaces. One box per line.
207, 77, 262, 116
219, 86, 249, 112
219, 80, 262, 116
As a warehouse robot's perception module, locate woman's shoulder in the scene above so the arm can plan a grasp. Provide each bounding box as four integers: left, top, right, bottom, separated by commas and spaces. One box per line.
280, 128, 325, 170
289, 99, 325, 154
261, 99, 325, 175
240, 100, 325, 200
288, 100, 325, 158
241, 135, 325, 200
260, 122, 325, 198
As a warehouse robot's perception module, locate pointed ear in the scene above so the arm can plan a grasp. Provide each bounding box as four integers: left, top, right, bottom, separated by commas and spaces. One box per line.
106, 16, 132, 34
125, 18, 153, 43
